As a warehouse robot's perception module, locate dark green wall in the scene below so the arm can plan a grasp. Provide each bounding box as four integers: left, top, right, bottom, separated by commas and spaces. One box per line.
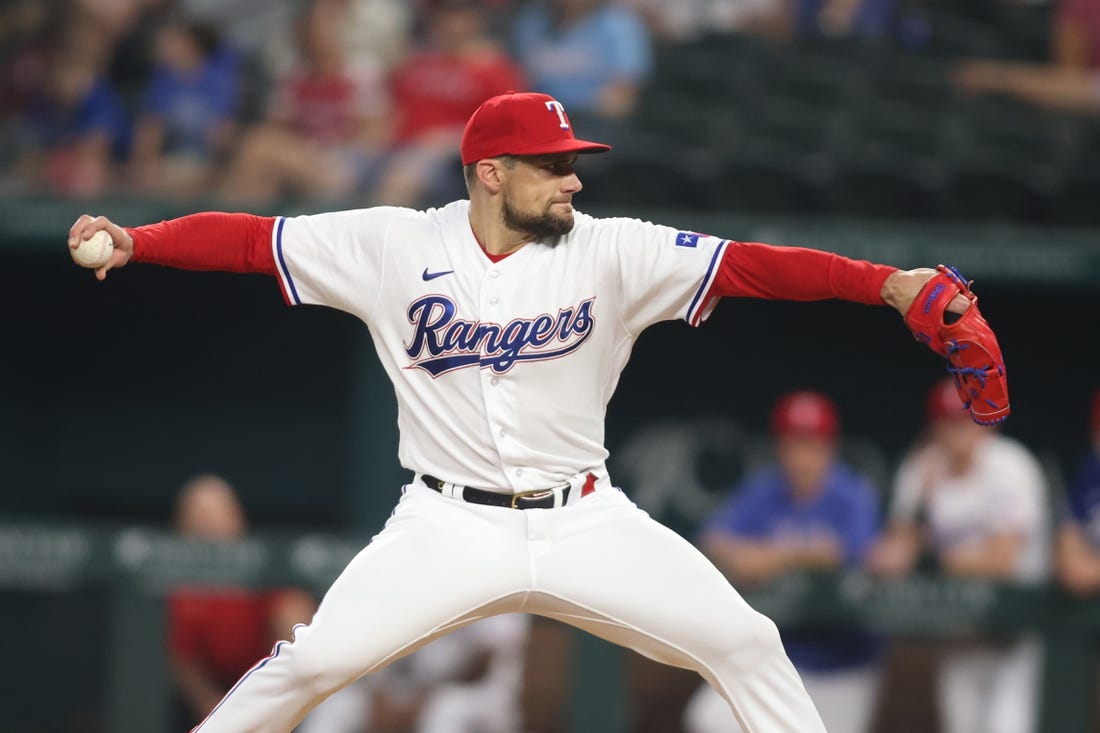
5, 251, 365, 527
4, 246, 1097, 533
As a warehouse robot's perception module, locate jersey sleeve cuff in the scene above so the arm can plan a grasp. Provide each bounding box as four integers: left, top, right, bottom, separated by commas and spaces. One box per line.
272, 216, 301, 306
685, 239, 730, 327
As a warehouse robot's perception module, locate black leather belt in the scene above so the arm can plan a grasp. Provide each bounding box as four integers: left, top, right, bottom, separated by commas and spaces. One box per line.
420, 473, 571, 509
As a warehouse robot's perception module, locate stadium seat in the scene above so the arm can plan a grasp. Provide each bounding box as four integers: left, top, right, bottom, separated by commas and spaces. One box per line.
1046, 117, 1100, 225
935, 98, 1072, 223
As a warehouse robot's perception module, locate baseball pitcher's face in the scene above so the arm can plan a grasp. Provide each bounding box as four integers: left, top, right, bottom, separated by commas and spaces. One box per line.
500, 153, 582, 240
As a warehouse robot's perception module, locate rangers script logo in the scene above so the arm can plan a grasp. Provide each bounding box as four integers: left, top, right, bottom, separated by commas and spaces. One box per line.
404, 295, 596, 377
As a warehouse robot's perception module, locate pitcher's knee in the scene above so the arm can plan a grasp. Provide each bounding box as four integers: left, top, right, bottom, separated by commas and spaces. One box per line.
279, 639, 359, 697
713, 610, 785, 672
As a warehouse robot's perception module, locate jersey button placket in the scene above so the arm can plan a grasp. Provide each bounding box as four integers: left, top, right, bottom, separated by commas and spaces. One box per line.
480, 267, 513, 484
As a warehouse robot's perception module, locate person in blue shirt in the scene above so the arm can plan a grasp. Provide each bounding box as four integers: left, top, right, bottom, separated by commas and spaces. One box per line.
1057, 388, 1100, 595
17, 48, 130, 197
683, 390, 883, 733
512, 0, 652, 143
127, 16, 240, 198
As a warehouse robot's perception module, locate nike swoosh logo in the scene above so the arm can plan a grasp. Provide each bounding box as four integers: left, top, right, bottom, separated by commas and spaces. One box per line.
422, 268, 455, 281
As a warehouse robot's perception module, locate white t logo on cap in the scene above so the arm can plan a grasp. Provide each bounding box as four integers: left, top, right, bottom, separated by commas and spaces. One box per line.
545, 100, 570, 130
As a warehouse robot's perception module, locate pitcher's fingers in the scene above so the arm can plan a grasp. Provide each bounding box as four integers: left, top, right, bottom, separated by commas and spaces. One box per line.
69, 214, 95, 246
946, 293, 972, 315
102, 220, 131, 251
81, 215, 112, 241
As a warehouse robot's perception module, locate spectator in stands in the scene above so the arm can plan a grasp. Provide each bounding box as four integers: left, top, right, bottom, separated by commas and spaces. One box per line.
369, 0, 525, 207
218, 0, 391, 204
0, 1, 45, 57
1056, 0, 1100, 68
263, 0, 414, 78
341, 0, 415, 71
794, 0, 896, 39
298, 614, 530, 733
180, 0, 297, 69
625, 0, 790, 43
952, 0, 1100, 114
511, 0, 652, 142
168, 473, 318, 729
1056, 389, 1100, 596
11, 31, 129, 197
683, 391, 883, 733
104, 1, 184, 117
868, 378, 1049, 733
126, 16, 240, 198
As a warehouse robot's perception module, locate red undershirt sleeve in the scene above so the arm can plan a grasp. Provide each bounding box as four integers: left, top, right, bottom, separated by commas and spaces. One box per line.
126, 213, 278, 275
710, 241, 897, 305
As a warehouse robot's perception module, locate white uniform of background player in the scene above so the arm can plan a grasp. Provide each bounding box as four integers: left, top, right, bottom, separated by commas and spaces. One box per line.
299, 614, 528, 733
873, 379, 1049, 733
69, 91, 952, 733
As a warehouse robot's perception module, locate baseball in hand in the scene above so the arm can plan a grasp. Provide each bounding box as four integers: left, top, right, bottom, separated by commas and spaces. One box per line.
73, 229, 114, 268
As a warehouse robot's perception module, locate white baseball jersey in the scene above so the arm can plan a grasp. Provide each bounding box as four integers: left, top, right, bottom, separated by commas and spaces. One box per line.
272, 200, 729, 492
891, 434, 1049, 582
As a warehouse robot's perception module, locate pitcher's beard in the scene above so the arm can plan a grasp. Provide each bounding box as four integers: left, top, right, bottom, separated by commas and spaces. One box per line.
501, 196, 574, 240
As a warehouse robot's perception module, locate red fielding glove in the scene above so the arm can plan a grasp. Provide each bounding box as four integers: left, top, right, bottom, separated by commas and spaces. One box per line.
904, 265, 1010, 425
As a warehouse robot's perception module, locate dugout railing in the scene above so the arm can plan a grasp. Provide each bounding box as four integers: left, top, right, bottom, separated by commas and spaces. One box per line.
1, 521, 1097, 733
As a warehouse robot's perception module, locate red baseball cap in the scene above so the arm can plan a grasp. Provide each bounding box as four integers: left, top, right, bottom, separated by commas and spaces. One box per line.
771, 391, 840, 439
460, 91, 611, 165
925, 377, 970, 423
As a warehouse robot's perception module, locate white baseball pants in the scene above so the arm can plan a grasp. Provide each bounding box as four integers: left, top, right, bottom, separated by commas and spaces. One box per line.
685, 664, 881, 733
937, 637, 1042, 733
190, 482, 825, 733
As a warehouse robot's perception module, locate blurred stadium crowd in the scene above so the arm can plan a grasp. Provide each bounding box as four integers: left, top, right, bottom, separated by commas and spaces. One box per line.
2, 0, 1099, 223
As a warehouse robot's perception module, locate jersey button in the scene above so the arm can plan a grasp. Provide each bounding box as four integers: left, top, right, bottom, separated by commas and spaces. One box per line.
489, 270, 500, 279
489, 296, 499, 305
515, 468, 524, 477
499, 428, 507, 439
490, 377, 500, 386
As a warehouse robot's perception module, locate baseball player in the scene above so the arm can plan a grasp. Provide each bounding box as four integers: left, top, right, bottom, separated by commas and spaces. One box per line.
68, 91, 978, 733
684, 391, 883, 733
868, 378, 1048, 733
1056, 389, 1100, 597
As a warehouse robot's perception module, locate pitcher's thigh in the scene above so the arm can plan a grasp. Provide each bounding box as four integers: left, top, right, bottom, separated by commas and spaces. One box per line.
289, 489, 531, 690
533, 492, 781, 673
531, 492, 824, 732
192, 490, 533, 733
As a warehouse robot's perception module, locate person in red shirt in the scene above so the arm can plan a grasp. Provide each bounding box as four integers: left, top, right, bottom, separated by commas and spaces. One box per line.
1055, 0, 1100, 71
167, 474, 317, 729
371, 0, 526, 206
219, 0, 391, 204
